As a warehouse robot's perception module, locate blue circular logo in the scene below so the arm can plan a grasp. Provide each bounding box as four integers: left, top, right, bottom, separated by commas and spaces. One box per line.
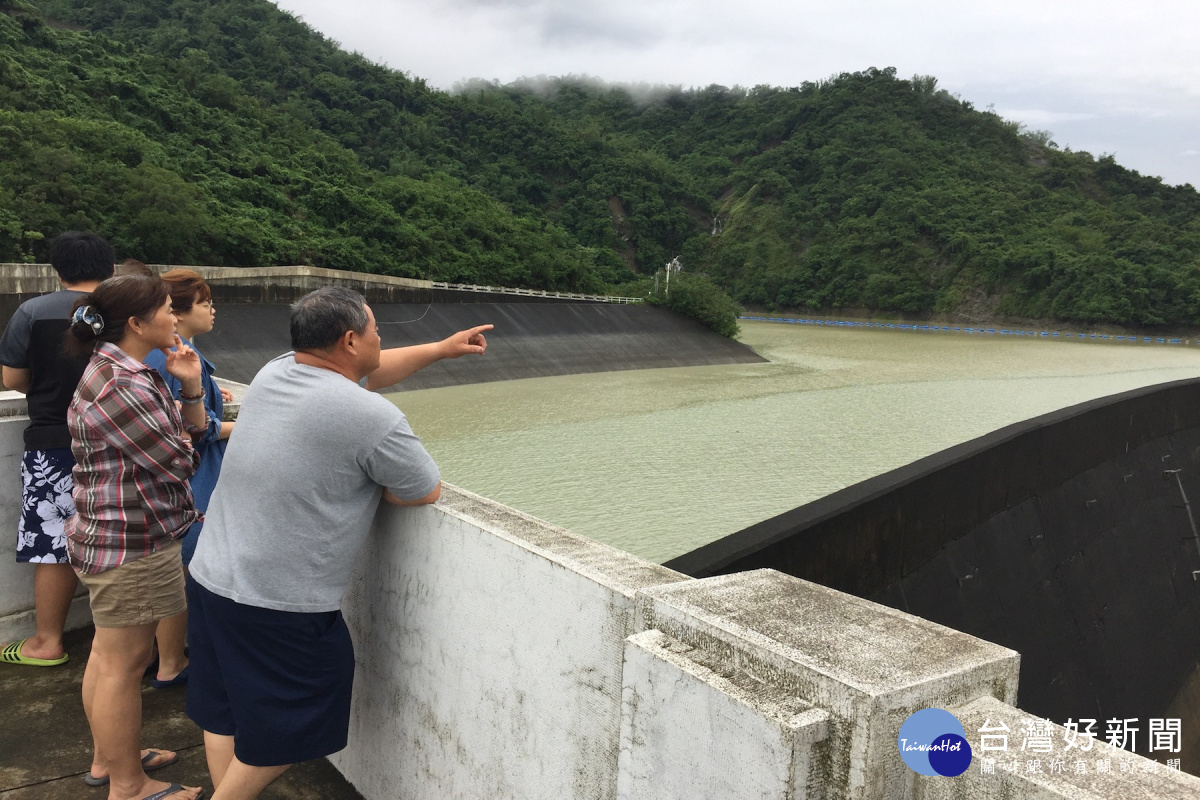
898, 708, 973, 777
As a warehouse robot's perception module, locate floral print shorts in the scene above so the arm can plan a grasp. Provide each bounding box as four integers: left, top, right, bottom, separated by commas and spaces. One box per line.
16, 448, 75, 564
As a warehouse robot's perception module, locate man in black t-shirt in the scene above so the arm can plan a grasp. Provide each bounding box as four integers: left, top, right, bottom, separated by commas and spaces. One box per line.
0, 232, 113, 666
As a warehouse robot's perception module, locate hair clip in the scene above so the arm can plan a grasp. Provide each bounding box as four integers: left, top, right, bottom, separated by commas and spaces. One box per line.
72, 305, 105, 335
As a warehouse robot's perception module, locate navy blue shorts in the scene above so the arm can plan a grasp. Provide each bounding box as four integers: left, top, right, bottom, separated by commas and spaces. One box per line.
184, 577, 355, 766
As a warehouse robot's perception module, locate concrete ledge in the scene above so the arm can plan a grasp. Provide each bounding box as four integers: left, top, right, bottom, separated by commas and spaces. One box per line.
175, 265, 431, 289
0, 264, 640, 307
2, 382, 246, 420
436, 484, 688, 599
0, 262, 432, 294
0, 392, 27, 418
212, 378, 247, 421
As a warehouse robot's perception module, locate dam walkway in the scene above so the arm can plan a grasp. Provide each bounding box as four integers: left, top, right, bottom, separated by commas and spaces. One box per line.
0, 625, 363, 800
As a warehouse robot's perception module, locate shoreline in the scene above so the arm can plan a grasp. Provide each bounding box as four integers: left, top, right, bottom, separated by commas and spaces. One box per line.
741, 307, 1200, 343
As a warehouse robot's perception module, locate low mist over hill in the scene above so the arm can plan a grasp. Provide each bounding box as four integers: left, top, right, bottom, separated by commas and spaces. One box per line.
2, 0, 1198, 328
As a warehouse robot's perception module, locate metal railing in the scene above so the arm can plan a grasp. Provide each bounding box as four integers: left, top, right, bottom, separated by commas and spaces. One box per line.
431, 281, 643, 304
0, 265, 644, 305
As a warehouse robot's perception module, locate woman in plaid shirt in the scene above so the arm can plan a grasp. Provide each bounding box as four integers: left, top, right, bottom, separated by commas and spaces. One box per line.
65, 274, 206, 800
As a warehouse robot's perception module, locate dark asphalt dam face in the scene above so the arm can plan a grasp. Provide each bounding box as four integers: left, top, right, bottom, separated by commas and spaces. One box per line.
668, 377, 1200, 773
192, 301, 765, 391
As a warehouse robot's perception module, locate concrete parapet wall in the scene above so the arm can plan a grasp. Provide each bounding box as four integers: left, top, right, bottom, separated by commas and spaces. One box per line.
0, 414, 90, 644
0, 263, 640, 308
331, 486, 688, 799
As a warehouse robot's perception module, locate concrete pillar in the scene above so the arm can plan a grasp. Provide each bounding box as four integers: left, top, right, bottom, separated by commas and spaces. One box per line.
618, 628, 830, 799
634, 569, 1021, 800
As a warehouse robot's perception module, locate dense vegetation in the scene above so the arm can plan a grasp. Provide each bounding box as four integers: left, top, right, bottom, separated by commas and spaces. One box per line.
2, 0, 1199, 332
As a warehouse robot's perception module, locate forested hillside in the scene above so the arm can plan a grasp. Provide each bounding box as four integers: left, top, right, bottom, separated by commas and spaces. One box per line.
3, 0, 1199, 329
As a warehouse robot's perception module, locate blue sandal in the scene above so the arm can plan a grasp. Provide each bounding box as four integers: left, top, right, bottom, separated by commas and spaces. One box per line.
150, 665, 189, 689
83, 749, 179, 786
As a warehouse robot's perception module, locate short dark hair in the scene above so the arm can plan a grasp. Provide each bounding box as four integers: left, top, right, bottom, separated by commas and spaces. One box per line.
290, 286, 369, 351
63, 275, 170, 358
48, 231, 115, 284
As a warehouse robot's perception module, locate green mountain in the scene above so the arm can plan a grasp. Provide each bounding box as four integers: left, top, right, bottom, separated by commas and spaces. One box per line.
3, 0, 1199, 330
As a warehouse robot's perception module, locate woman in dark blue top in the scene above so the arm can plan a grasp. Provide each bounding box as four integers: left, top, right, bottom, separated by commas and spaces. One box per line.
144, 268, 233, 688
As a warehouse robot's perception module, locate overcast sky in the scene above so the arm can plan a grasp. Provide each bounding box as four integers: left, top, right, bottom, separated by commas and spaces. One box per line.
272, 0, 1200, 189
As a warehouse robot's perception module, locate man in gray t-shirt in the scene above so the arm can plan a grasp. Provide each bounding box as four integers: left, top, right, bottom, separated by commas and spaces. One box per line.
185, 287, 490, 798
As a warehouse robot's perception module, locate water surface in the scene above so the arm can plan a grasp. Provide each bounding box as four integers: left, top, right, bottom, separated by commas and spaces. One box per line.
390, 321, 1200, 563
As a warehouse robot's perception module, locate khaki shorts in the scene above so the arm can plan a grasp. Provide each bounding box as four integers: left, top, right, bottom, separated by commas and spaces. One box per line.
77, 540, 186, 628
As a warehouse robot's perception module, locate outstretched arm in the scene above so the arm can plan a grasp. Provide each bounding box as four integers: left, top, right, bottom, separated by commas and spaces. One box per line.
366, 324, 492, 391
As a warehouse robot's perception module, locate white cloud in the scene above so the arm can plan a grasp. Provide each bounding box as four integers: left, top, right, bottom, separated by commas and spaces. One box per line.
992, 109, 1099, 127
273, 0, 1200, 186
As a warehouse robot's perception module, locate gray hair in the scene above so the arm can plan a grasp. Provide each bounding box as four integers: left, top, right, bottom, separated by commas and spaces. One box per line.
290, 286, 370, 351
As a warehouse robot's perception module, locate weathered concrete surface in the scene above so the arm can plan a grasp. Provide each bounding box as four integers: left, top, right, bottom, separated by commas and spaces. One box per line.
0, 263, 432, 310
618, 628, 830, 799
0, 263, 633, 306
331, 484, 689, 800
635, 570, 1021, 800
0, 626, 363, 800
0, 413, 90, 645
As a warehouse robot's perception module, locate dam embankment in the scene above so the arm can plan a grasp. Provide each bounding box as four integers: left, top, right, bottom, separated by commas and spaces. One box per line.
200, 301, 764, 390
667, 377, 1200, 769
0, 264, 764, 390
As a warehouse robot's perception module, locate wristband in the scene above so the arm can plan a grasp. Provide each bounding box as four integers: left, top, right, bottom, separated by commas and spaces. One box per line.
180, 394, 205, 405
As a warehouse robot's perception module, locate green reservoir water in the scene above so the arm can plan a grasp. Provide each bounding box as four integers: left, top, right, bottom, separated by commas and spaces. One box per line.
388, 320, 1200, 564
